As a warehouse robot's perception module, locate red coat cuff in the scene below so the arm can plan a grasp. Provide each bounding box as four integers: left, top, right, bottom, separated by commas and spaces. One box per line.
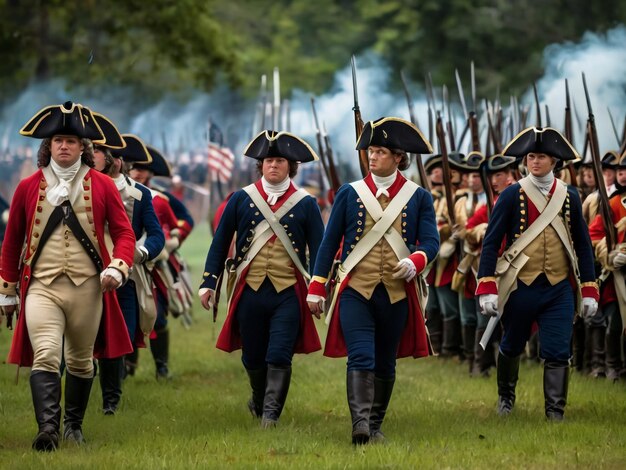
308, 280, 326, 298
476, 279, 498, 296
581, 285, 599, 301
408, 252, 428, 275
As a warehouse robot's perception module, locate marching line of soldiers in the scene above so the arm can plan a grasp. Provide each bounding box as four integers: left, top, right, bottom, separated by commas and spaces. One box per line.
1, 100, 625, 452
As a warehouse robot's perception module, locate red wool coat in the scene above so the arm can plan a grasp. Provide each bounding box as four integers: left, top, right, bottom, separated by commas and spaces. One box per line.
0, 168, 136, 367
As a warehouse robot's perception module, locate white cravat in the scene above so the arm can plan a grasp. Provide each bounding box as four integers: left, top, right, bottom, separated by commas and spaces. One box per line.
371, 171, 398, 198
261, 176, 290, 205
46, 159, 82, 206
528, 172, 555, 197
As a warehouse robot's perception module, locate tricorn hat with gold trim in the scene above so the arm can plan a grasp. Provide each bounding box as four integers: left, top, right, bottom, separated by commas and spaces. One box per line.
356, 117, 433, 154
464, 151, 486, 171
131, 146, 172, 177
20, 101, 105, 141
110, 134, 152, 163
92, 113, 126, 149
503, 126, 579, 161
244, 130, 319, 163
486, 154, 517, 172
602, 150, 620, 168
424, 152, 468, 173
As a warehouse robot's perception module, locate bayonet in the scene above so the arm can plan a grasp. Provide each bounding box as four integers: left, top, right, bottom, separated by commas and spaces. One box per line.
273, 67, 280, 130
607, 107, 621, 146
351, 55, 369, 176
400, 70, 429, 189
583, 72, 616, 252
532, 82, 542, 128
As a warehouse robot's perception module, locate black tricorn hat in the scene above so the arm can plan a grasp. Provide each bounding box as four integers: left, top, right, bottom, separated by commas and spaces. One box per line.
92, 112, 126, 149
424, 155, 442, 174
463, 151, 486, 171
110, 134, 152, 163
356, 117, 433, 154
19, 101, 105, 141
602, 150, 620, 168
486, 154, 517, 172
616, 151, 626, 169
131, 146, 172, 177
503, 126, 579, 161
244, 130, 319, 163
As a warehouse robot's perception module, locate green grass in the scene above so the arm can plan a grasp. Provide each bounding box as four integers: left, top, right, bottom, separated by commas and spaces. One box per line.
0, 223, 624, 469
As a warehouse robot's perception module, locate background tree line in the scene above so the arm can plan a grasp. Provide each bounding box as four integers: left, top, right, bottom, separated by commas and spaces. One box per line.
1, 0, 624, 107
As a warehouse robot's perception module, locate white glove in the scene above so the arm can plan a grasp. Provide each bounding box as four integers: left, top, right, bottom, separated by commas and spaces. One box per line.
582, 297, 598, 318
612, 252, 626, 268
392, 258, 417, 281
165, 237, 180, 254
479, 294, 499, 317
133, 246, 149, 264
0, 294, 19, 307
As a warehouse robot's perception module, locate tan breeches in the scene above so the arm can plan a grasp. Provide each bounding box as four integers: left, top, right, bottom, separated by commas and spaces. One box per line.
25, 275, 103, 378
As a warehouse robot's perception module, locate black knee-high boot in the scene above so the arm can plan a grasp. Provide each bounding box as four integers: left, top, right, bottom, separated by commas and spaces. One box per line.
245, 366, 267, 418
63, 372, 94, 444
30, 371, 62, 452
99, 357, 124, 415
369, 376, 395, 443
346, 370, 375, 445
543, 361, 569, 421
150, 328, 171, 380
496, 352, 520, 416
261, 364, 292, 428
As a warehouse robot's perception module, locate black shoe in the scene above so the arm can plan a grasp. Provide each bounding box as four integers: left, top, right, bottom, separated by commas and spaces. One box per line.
30, 371, 62, 452
63, 373, 94, 445
245, 367, 267, 419
261, 365, 291, 428
496, 352, 520, 417
347, 370, 374, 445
544, 361, 569, 421
369, 376, 394, 444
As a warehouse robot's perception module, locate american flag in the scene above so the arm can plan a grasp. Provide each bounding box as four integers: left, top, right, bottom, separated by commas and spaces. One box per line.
207, 121, 234, 184
208, 143, 235, 184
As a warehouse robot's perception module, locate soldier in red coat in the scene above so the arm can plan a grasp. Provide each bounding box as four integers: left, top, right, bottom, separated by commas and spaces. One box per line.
0, 102, 135, 451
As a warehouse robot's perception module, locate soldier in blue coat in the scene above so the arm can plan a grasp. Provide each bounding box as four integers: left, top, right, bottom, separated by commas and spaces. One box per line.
199, 131, 324, 428
92, 120, 165, 414
307, 117, 439, 444
476, 127, 599, 420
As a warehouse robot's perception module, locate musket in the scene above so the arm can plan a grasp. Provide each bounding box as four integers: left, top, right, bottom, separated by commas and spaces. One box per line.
621, 115, 626, 155
443, 85, 456, 151
322, 121, 341, 192
400, 70, 429, 189
583, 72, 616, 252
425, 74, 435, 150
544, 104, 551, 128
454, 69, 470, 151
272, 67, 280, 130
435, 113, 456, 226
310, 96, 331, 191
351, 55, 369, 176
468, 63, 481, 153
607, 107, 621, 146
562, 80, 578, 187
484, 100, 502, 154
532, 82, 542, 128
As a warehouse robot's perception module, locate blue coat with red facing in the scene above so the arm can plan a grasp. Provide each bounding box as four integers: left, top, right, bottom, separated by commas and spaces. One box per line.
476, 181, 598, 301
308, 173, 440, 358
200, 180, 324, 353
0, 168, 136, 367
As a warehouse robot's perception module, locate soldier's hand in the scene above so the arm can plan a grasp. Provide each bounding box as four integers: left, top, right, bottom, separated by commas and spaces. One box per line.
100, 268, 123, 292
1, 304, 16, 330
612, 252, 626, 268
392, 258, 417, 281
306, 294, 325, 319
133, 246, 148, 264
200, 289, 215, 311
582, 297, 598, 318
479, 294, 499, 317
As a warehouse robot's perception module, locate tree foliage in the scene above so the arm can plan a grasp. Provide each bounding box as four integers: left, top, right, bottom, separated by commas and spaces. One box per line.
1, 0, 625, 103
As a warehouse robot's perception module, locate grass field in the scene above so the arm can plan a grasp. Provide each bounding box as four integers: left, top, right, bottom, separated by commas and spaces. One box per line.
0, 223, 624, 469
